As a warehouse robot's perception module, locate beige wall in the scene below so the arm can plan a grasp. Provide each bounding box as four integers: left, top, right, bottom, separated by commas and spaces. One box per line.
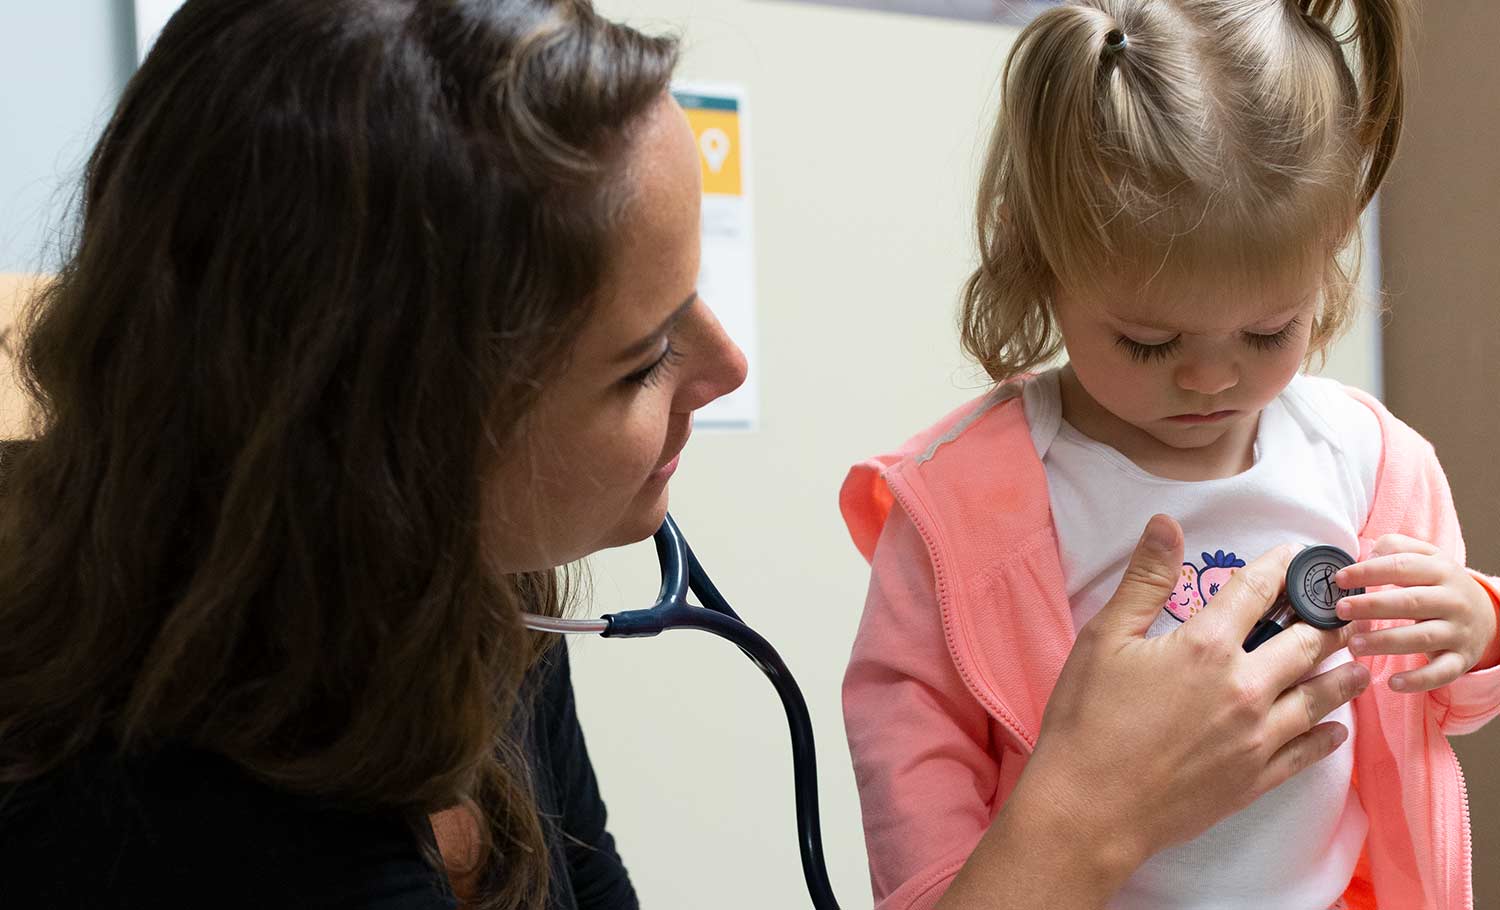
1381, 3, 1500, 906
0, 274, 40, 438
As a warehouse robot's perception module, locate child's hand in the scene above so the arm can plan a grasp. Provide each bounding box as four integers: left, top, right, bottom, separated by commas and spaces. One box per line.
1334, 534, 1500, 692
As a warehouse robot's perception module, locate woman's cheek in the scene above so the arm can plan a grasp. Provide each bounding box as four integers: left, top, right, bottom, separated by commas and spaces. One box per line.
622, 403, 671, 478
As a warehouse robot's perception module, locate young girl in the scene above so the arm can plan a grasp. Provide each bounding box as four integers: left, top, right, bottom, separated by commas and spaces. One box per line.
839, 2, 1500, 908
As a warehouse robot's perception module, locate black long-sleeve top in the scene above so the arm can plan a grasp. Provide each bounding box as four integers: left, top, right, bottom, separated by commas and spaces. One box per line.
0, 643, 636, 909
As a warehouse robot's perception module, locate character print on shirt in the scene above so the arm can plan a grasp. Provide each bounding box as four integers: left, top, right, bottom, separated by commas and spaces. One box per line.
1163, 549, 1247, 622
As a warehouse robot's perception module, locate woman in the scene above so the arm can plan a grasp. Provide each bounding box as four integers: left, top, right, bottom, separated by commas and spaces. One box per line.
0, 1, 1366, 908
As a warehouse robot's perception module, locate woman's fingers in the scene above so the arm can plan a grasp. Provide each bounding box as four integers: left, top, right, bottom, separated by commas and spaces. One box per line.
1251, 619, 1356, 694
1094, 514, 1186, 638
1266, 660, 1370, 752
1191, 544, 1295, 642
1258, 721, 1350, 797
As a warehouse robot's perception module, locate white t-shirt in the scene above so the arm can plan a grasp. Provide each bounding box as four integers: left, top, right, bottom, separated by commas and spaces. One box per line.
1022, 369, 1380, 910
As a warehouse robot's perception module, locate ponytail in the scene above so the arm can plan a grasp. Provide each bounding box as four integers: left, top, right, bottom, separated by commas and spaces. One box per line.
962, 1, 1209, 380
1300, 0, 1408, 204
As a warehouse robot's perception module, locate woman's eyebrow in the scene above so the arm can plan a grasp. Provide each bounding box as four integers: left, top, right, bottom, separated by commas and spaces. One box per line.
615, 292, 697, 362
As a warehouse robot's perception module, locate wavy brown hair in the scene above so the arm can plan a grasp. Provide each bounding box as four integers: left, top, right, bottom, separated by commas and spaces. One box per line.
0, 1, 675, 907
961, 0, 1408, 382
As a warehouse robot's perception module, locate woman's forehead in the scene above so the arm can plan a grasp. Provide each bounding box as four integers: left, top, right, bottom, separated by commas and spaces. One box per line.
585, 98, 702, 346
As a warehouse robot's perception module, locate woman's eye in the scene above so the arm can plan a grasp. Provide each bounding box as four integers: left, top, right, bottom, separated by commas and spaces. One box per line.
1114, 335, 1182, 364
622, 341, 684, 388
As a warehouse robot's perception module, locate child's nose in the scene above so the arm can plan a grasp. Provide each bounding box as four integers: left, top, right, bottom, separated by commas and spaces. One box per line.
1173, 358, 1238, 396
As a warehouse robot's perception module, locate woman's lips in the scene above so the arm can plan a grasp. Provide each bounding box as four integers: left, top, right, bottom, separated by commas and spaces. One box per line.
650, 426, 691, 481
650, 453, 681, 482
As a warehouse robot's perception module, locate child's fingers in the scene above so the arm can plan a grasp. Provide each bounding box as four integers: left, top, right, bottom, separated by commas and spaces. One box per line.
1367, 534, 1441, 559
1334, 586, 1459, 622
1336, 552, 1447, 591
1390, 651, 1470, 693
1349, 620, 1460, 658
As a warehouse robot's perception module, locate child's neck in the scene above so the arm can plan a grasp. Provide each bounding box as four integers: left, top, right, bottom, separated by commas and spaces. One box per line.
1057, 367, 1260, 482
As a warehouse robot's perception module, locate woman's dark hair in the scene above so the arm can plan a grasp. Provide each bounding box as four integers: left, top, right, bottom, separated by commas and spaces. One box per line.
0, 1, 676, 906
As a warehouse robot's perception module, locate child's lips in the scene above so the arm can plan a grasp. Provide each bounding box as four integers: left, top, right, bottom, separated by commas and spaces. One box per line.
1166, 410, 1238, 424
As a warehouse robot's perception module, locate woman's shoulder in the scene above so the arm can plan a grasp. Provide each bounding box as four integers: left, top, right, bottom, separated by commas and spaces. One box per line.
0, 743, 456, 909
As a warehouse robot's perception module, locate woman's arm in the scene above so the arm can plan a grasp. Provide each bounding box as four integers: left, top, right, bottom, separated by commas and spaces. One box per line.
936, 515, 1368, 909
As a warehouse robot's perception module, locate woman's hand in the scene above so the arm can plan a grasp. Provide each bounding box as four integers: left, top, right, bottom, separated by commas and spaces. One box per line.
938, 515, 1369, 910
1335, 533, 1500, 691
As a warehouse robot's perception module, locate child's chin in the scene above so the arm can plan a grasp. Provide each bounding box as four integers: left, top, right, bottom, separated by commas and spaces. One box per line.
1149, 422, 1239, 450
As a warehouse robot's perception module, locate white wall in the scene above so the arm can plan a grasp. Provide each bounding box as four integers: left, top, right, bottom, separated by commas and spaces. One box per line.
576, 3, 1383, 909
0, 2, 134, 273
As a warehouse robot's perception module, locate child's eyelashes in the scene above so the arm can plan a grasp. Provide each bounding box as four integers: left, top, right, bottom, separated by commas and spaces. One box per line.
1115, 317, 1304, 363
1115, 335, 1182, 363
1243, 317, 1302, 352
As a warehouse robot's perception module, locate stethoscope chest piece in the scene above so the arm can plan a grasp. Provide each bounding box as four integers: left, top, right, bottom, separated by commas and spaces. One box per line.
1286, 545, 1362, 630
1244, 544, 1362, 651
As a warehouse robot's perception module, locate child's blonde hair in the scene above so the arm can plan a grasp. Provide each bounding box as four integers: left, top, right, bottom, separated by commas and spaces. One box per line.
961, 0, 1407, 382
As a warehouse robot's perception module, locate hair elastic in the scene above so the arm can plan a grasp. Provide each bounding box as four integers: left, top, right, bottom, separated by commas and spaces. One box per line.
1105, 28, 1128, 51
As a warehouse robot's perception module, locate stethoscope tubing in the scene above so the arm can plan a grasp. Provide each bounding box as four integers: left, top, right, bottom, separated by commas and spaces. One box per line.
522, 514, 843, 910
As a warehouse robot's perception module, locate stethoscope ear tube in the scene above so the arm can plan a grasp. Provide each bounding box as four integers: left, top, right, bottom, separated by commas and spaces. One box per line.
597, 515, 843, 910
1243, 545, 1361, 652
1242, 598, 1296, 652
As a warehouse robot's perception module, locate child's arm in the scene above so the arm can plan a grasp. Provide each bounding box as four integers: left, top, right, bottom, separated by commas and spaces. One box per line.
843, 508, 1002, 910
1333, 440, 1500, 734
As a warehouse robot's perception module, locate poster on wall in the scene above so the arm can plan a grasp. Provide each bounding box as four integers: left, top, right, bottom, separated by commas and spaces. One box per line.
672, 84, 759, 432
767, 0, 1057, 22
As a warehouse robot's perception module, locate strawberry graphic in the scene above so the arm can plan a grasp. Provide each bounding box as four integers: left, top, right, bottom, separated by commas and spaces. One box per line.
1196, 550, 1246, 604
1165, 563, 1204, 622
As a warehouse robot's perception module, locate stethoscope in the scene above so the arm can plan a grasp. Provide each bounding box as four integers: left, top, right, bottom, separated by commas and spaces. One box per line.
522, 513, 844, 910
1243, 545, 1360, 651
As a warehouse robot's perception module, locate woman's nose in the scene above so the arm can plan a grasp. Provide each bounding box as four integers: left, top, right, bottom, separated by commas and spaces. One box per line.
676, 297, 747, 412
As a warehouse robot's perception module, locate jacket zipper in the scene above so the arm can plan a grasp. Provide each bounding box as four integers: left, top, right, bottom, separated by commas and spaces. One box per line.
1453, 745, 1473, 909
884, 473, 1037, 753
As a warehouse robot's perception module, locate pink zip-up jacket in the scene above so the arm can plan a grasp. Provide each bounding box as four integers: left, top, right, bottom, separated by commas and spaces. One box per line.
840, 379, 1500, 910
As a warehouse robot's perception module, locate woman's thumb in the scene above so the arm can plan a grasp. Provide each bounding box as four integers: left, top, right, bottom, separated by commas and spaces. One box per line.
1095, 514, 1184, 637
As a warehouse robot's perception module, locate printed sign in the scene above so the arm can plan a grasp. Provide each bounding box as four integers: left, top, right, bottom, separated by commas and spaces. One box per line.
673, 84, 759, 432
